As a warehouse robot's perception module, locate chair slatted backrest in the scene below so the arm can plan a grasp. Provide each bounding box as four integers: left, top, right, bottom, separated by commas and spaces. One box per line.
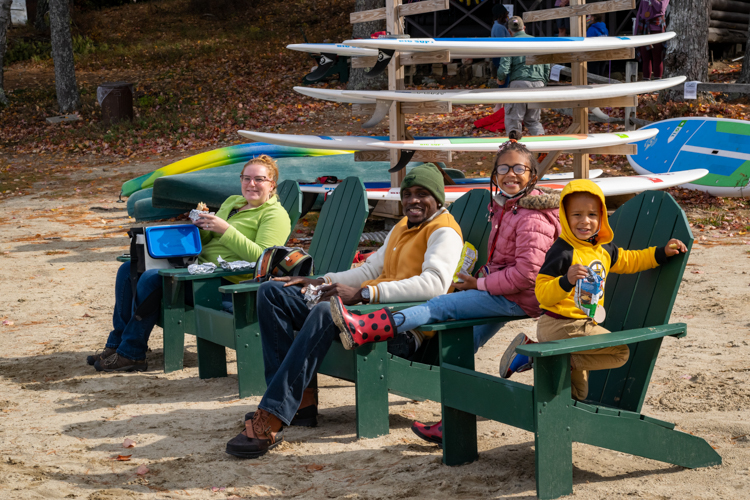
307, 177, 369, 274
448, 189, 492, 267
586, 191, 693, 412
276, 180, 303, 237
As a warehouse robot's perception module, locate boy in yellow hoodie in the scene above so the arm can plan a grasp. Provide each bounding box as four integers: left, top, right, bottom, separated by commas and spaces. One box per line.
498, 179, 687, 401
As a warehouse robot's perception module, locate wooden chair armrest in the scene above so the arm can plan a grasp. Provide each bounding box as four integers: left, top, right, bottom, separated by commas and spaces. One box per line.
116, 255, 130, 263
418, 315, 529, 332
348, 302, 426, 314
516, 323, 687, 358
160, 268, 254, 282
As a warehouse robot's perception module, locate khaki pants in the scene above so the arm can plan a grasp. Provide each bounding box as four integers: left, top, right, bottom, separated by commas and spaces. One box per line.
536, 314, 629, 401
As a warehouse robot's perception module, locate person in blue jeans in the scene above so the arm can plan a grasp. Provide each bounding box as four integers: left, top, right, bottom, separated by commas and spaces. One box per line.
87, 155, 290, 372
226, 164, 464, 459
329, 135, 561, 445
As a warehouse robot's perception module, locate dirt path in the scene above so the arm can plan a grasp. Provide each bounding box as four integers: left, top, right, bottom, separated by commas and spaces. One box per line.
0, 162, 749, 499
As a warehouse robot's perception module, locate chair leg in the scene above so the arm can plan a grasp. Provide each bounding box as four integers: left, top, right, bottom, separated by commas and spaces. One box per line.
162, 278, 185, 373
533, 355, 573, 500
235, 324, 267, 398
354, 341, 389, 439
440, 327, 478, 466
197, 338, 227, 379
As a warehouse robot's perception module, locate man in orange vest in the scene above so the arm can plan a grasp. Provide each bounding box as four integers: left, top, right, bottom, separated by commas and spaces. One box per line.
226, 163, 464, 459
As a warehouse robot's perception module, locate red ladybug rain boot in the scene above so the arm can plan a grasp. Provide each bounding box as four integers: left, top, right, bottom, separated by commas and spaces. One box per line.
330, 296, 396, 350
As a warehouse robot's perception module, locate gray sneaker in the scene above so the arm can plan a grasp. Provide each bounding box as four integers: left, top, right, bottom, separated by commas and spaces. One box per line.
86, 347, 116, 366
94, 352, 147, 372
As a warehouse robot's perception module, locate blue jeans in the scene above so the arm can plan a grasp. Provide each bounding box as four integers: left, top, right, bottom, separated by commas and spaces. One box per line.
107, 262, 162, 361
257, 281, 339, 425
394, 289, 526, 353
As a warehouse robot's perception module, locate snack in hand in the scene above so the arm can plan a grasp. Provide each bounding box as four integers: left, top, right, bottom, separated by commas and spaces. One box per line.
669, 243, 679, 249
196, 202, 208, 212
453, 242, 478, 283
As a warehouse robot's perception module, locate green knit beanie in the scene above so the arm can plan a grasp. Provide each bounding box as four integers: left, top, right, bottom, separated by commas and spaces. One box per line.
400, 163, 446, 206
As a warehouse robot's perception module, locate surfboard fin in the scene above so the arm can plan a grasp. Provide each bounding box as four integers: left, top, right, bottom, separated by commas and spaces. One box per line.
362, 99, 393, 128
365, 49, 395, 79
305, 53, 337, 82
389, 150, 415, 173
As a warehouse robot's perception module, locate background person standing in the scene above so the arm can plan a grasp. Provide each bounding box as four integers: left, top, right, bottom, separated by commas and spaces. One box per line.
497, 17, 550, 136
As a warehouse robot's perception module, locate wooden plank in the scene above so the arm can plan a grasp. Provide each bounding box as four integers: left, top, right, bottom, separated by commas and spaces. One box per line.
401, 50, 451, 65
399, 0, 449, 17
351, 56, 377, 69
537, 123, 580, 179
350, 7, 386, 23
528, 95, 637, 109
570, 0, 589, 179
523, 0, 634, 22
526, 48, 635, 65
385, 0, 407, 218
571, 406, 721, 469
354, 150, 452, 163
352, 101, 452, 115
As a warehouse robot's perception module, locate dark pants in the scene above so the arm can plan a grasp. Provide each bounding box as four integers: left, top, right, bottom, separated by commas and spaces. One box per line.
640, 43, 663, 79
256, 281, 339, 425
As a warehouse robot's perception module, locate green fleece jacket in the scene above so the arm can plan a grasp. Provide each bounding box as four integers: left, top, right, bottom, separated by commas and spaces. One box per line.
197, 195, 291, 283
497, 31, 551, 84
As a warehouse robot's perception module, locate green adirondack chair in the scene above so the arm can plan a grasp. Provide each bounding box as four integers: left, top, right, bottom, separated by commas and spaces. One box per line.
421, 190, 722, 499
317, 189, 523, 438
157, 179, 303, 373
213, 176, 370, 397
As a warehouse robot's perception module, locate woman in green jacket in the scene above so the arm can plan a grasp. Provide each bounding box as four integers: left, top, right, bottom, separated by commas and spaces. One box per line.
88, 155, 291, 373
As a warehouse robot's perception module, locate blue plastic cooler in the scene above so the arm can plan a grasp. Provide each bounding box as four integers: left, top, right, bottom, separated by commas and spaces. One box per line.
144, 224, 202, 259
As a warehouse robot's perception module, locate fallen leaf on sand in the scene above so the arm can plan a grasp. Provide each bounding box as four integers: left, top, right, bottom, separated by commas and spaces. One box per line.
2, 320, 14, 326
113, 455, 132, 461
122, 438, 137, 448
82, 313, 95, 318
212, 487, 227, 492
691, 270, 704, 274
305, 464, 325, 472
136, 465, 149, 475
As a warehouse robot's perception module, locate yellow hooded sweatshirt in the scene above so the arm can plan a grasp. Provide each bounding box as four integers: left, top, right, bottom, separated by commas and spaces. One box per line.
535, 180, 668, 319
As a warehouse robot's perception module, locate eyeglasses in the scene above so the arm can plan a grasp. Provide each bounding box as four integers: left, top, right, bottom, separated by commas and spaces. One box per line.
239, 175, 271, 184
494, 164, 532, 176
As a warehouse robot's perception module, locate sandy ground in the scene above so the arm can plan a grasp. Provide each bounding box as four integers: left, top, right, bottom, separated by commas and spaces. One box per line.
1, 160, 749, 500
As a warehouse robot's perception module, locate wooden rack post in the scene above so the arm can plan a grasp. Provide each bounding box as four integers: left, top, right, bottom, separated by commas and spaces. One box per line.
523, 0, 636, 179
350, 0, 450, 217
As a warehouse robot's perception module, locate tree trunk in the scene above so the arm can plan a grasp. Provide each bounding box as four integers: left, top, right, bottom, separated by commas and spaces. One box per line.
0, 0, 11, 106
49, 0, 80, 113
347, 0, 387, 90
739, 23, 750, 83
659, 0, 711, 102
35, 0, 48, 31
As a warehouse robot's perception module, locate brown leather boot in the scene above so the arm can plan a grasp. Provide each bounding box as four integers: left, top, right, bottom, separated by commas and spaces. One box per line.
226, 408, 284, 459
244, 387, 318, 427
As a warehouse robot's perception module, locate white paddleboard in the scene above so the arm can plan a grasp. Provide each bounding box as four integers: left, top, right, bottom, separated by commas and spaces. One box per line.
295, 87, 375, 104
287, 43, 379, 57
372, 129, 658, 152
343, 33, 675, 57
301, 170, 709, 202
239, 130, 657, 153
324, 77, 685, 104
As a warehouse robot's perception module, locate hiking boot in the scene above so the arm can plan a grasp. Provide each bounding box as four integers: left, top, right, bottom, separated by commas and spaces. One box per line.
86, 347, 116, 366
498, 333, 535, 379
411, 420, 443, 446
330, 296, 396, 350
94, 352, 147, 372
244, 387, 318, 427
226, 408, 284, 459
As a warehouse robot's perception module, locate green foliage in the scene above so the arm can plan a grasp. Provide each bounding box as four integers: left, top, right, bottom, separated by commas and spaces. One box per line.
4, 35, 100, 66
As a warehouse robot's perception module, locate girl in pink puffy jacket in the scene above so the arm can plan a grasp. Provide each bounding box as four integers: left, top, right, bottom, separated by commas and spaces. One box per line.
329, 131, 561, 445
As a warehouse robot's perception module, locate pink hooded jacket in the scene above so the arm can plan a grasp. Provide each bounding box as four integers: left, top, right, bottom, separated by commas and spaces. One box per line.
476, 187, 561, 317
